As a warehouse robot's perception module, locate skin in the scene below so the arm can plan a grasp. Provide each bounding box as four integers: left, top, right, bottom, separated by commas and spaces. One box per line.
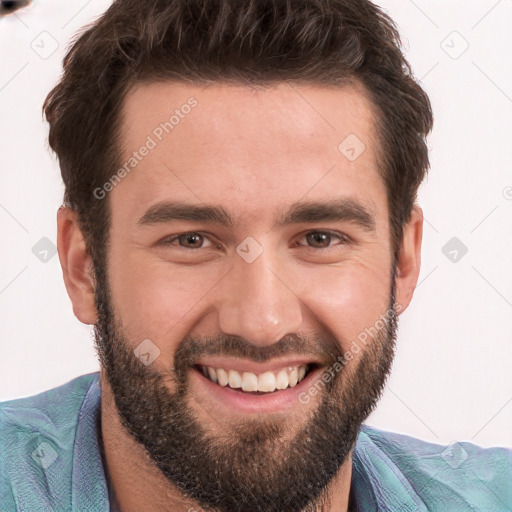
57, 81, 423, 511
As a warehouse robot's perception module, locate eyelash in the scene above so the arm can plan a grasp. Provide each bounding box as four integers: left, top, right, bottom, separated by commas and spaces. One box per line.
159, 230, 351, 250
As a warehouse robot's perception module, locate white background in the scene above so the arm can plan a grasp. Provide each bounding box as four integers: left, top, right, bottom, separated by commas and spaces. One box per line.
0, 0, 511, 449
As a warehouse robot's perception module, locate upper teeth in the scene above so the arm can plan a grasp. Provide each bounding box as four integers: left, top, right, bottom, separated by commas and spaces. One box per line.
200, 364, 309, 392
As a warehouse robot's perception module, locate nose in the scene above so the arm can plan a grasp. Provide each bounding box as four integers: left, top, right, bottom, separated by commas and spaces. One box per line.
217, 247, 304, 347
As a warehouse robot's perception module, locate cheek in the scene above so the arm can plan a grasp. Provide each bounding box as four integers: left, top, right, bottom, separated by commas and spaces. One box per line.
294, 256, 392, 352
107, 251, 226, 345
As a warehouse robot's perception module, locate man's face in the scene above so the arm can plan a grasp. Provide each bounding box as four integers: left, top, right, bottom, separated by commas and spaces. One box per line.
95, 82, 399, 511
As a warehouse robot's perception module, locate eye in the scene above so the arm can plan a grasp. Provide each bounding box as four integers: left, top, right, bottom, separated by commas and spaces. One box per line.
160, 232, 216, 249
296, 230, 350, 249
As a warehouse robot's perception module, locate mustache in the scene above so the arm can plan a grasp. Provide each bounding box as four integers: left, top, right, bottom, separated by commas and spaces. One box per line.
173, 332, 344, 371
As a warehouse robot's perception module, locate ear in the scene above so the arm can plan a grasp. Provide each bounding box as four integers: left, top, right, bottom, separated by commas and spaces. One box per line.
394, 205, 423, 314
57, 206, 98, 324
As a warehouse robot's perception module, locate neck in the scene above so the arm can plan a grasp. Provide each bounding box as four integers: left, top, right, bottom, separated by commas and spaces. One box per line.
100, 371, 353, 512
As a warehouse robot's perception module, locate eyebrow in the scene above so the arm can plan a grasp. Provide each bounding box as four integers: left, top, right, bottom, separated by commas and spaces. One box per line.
138, 199, 376, 233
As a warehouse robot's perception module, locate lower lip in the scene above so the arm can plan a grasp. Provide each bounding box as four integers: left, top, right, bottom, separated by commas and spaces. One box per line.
189, 365, 322, 414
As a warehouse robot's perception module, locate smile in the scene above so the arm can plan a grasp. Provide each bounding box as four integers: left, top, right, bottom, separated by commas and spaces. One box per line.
197, 364, 310, 394
190, 359, 322, 414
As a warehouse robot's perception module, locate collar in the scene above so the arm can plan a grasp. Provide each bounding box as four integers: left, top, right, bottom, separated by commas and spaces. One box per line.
71, 376, 111, 510
351, 425, 428, 512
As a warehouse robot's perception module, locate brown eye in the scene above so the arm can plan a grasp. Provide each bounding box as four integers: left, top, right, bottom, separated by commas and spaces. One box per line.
295, 230, 350, 250
177, 233, 204, 248
160, 232, 216, 249
306, 231, 332, 248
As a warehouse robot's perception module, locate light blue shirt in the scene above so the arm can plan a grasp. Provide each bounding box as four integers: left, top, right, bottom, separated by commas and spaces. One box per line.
1, 373, 511, 511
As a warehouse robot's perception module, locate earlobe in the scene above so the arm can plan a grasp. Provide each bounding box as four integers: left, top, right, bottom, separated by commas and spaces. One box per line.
394, 205, 423, 314
57, 206, 98, 324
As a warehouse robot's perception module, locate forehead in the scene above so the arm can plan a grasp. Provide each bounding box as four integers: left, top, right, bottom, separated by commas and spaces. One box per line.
113, 81, 386, 228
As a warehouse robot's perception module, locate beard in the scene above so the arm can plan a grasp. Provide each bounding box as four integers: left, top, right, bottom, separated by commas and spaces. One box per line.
93, 264, 398, 512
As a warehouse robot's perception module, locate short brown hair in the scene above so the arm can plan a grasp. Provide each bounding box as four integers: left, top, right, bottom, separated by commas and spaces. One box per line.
44, 0, 433, 275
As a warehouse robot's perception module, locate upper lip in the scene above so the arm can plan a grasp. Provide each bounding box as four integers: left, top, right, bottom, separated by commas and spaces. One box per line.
194, 357, 318, 374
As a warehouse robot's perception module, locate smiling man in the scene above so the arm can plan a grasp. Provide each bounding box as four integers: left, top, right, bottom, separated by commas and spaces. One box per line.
1, 1, 511, 511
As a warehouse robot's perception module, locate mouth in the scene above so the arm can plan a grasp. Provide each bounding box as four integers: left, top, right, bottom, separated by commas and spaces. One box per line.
195, 363, 313, 394
189, 360, 323, 414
